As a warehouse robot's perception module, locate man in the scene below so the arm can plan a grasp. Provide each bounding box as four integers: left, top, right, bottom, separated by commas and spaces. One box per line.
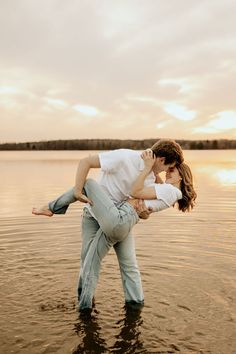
73, 139, 184, 311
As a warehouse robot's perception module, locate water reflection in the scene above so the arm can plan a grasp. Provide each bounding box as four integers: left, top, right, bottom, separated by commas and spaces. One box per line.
110, 305, 146, 354
73, 311, 108, 354
196, 166, 236, 185
73, 305, 145, 354
215, 169, 236, 185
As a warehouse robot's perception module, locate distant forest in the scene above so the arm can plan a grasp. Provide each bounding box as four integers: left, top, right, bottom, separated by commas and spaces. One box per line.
0, 139, 236, 150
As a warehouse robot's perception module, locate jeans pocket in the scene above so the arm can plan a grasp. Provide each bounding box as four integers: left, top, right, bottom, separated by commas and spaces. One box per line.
83, 207, 93, 218
112, 213, 138, 242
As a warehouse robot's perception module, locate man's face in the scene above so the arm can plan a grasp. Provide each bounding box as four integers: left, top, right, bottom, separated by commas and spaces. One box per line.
154, 157, 175, 173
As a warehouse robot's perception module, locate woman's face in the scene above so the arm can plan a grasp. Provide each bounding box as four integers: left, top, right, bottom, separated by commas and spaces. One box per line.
165, 167, 181, 184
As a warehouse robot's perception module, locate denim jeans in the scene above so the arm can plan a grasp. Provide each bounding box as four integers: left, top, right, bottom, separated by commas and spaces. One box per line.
49, 179, 144, 309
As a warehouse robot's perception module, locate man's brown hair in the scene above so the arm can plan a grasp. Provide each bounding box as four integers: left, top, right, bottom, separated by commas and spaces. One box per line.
151, 139, 184, 165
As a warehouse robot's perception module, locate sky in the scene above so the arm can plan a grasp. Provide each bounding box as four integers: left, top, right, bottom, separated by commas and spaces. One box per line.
0, 0, 236, 142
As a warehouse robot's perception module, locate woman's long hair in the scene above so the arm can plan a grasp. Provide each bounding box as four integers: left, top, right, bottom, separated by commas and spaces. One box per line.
176, 163, 197, 212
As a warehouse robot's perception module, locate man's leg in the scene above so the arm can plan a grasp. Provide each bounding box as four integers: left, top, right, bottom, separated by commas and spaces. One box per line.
78, 208, 100, 296
79, 180, 140, 309
79, 228, 144, 310
79, 226, 113, 310
114, 233, 144, 305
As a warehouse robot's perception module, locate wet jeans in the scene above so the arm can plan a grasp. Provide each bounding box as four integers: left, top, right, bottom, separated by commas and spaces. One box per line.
49, 179, 144, 309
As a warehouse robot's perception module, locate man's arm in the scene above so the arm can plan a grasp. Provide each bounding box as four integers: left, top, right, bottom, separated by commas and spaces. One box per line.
133, 199, 153, 219
74, 155, 100, 204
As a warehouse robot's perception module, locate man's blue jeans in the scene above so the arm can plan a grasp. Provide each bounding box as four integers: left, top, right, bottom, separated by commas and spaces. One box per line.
48, 179, 144, 309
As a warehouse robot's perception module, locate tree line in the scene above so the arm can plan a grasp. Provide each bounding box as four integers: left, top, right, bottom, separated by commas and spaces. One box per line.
0, 138, 235, 150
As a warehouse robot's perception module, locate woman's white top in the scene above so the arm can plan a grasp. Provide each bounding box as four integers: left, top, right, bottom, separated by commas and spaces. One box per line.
144, 183, 182, 212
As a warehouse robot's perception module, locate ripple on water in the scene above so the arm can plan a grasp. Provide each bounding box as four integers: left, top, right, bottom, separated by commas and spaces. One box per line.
0, 151, 236, 353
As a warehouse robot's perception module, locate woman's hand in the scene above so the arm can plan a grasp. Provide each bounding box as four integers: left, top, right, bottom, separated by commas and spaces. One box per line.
141, 149, 156, 171
130, 150, 157, 199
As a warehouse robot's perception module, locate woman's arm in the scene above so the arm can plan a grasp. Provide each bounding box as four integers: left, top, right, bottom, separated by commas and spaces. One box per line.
130, 150, 157, 199
130, 169, 157, 199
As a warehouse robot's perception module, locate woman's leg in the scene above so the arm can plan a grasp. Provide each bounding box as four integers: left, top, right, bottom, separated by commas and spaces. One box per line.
114, 233, 144, 305
32, 187, 77, 216
84, 179, 139, 243
43, 178, 119, 217
35, 179, 138, 243
38, 179, 136, 237
48, 187, 77, 214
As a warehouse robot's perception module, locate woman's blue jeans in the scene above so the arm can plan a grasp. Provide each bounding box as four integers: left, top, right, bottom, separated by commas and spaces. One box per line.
48, 179, 144, 310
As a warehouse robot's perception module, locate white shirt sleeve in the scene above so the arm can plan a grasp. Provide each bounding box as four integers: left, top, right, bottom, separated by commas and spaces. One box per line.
144, 199, 169, 212
154, 183, 182, 207
98, 149, 138, 173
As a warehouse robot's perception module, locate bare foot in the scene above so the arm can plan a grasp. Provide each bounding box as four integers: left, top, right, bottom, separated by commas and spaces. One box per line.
32, 205, 53, 217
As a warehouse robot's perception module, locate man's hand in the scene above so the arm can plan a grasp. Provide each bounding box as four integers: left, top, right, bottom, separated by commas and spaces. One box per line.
74, 191, 93, 205
133, 199, 153, 220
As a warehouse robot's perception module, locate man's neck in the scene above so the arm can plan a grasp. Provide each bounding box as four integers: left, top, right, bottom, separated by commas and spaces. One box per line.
152, 167, 161, 175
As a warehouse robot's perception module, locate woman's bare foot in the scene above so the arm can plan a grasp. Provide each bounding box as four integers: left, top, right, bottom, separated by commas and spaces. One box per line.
32, 205, 53, 217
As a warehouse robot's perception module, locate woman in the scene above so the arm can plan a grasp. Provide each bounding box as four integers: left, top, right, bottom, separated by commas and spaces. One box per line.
32, 150, 197, 243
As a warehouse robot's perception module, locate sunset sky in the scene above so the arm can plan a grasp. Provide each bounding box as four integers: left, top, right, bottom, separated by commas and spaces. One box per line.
0, 0, 236, 142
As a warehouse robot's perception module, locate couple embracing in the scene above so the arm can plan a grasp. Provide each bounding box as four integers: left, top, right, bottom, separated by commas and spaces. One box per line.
33, 139, 197, 312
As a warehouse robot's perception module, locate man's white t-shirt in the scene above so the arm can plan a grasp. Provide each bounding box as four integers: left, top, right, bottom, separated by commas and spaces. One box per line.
98, 149, 155, 202
96, 149, 182, 213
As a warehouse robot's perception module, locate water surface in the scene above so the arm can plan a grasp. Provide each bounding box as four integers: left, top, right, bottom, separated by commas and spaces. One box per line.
0, 150, 236, 354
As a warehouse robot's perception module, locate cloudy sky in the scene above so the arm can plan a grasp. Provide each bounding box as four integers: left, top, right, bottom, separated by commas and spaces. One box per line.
0, 0, 236, 142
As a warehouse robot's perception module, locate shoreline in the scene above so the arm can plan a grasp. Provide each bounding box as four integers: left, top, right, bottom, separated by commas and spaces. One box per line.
0, 138, 236, 150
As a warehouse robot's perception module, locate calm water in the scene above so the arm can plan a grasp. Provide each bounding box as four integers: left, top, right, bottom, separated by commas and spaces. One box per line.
0, 150, 236, 354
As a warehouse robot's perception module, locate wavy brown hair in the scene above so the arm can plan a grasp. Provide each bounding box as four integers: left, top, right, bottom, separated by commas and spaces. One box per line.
176, 163, 197, 212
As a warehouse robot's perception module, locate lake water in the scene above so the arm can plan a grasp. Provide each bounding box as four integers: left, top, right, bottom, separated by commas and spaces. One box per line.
0, 150, 236, 354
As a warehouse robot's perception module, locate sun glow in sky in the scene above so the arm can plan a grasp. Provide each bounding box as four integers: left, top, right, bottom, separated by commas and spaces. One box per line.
0, 0, 236, 142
